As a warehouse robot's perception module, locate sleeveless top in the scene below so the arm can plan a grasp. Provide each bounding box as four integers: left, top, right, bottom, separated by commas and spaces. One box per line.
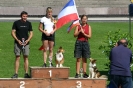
77, 24, 89, 41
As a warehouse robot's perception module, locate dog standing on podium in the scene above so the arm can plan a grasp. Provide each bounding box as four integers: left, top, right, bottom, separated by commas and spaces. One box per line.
55, 47, 64, 67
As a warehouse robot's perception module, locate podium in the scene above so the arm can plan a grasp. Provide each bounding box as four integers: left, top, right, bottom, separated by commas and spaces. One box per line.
30, 67, 69, 79
0, 67, 107, 88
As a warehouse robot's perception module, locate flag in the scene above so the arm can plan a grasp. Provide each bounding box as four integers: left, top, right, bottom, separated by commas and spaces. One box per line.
67, 20, 80, 33
56, 0, 79, 29
39, 45, 44, 51
39, 45, 49, 51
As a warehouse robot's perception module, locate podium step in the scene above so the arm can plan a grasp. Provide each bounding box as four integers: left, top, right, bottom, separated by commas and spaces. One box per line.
30, 67, 70, 79
0, 78, 50, 88
0, 78, 107, 88
52, 77, 107, 88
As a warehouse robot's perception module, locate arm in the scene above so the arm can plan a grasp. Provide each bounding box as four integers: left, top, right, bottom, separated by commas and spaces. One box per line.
11, 29, 22, 45
53, 23, 57, 32
38, 22, 45, 33
38, 22, 50, 36
82, 26, 92, 38
25, 31, 33, 45
74, 26, 81, 37
25, 22, 33, 45
50, 23, 57, 35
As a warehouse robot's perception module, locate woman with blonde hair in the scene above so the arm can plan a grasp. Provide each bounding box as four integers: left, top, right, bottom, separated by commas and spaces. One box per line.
39, 7, 56, 67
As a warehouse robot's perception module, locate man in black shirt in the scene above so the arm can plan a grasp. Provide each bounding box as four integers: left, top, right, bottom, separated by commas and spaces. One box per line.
11, 11, 33, 78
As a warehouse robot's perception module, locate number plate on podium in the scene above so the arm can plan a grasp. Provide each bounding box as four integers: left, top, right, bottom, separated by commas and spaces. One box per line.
0, 78, 50, 88
52, 77, 107, 88
30, 67, 70, 79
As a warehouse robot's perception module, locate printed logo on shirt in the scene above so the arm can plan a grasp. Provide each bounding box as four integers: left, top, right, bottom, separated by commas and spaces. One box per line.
20, 26, 27, 27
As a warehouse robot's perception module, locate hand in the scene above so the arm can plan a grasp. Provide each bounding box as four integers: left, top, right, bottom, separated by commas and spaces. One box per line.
80, 27, 84, 34
44, 30, 50, 36
24, 40, 29, 45
45, 32, 50, 36
17, 40, 22, 45
50, 30, 55, 35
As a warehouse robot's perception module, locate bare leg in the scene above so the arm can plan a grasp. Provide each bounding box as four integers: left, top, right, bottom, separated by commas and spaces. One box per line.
82, 58, 87, 74
48, 41, 54, 60
15, 56, 20, 74
76, 58, 81, 74
23, 55, 29, 73
43, 40, 49, 63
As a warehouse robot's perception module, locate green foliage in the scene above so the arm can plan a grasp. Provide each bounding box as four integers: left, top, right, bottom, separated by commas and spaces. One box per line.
99, 29, 133, 68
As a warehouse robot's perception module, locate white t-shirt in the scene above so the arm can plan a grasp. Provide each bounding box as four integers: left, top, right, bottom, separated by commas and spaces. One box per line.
40, 17, 54, 33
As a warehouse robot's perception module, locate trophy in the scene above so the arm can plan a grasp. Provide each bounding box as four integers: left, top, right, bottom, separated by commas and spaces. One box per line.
22, 38, 25, 50
80, 68, 83, 78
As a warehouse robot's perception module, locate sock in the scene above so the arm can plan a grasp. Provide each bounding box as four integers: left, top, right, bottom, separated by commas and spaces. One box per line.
49, 56, 52, 61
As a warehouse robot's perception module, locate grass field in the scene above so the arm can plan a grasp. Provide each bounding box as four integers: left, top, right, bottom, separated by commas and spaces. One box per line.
0, 21, 133, 80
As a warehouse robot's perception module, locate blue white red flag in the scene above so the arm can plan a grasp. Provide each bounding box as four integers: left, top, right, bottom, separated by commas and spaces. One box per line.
56, 0, 79, 29
67, 20, 80, 33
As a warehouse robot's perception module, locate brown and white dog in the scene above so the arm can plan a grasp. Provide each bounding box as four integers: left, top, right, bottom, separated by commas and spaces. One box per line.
94, 67, 102, 78
55, 47, 64, 67
88, 58, 107, 78
88, 58, 97, 78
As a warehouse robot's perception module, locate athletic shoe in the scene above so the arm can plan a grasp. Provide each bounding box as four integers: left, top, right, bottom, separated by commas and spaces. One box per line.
24, 73, 30, 78
42, 63, 47, 67
11, 74, 18, 78
83, 73, 88, 78
75, 73, 80, 78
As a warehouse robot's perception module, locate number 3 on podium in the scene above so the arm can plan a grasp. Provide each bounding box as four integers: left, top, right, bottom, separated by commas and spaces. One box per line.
76, 81, 82, 88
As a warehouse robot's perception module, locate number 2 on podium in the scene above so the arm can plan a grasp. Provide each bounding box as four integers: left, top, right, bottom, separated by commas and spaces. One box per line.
20, 81, 25, 88
49, 70, 52, 77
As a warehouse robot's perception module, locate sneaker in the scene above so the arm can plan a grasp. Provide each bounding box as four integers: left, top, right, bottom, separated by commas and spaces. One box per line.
42, 63, 47, 67
11, 74, 18, 78
24, 73, 30, 78
83, 73, 88, 78
75, 73, 80, 78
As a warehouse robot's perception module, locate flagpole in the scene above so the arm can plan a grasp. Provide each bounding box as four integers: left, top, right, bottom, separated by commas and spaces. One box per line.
73, 0, 80, 20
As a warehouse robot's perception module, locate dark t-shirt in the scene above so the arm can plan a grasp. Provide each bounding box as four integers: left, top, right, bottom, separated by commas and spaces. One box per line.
109, 45, 132, 77
12, 20, 33, 44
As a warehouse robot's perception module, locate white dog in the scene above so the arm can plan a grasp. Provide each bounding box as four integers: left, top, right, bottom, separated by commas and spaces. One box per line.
55, 47, 64, 67
88, 58, 97, 78
88, 58, 107, 78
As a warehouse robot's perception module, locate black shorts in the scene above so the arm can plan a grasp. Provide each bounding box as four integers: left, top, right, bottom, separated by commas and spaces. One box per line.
74, 40, 91, 59
41, 33, 55, 41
